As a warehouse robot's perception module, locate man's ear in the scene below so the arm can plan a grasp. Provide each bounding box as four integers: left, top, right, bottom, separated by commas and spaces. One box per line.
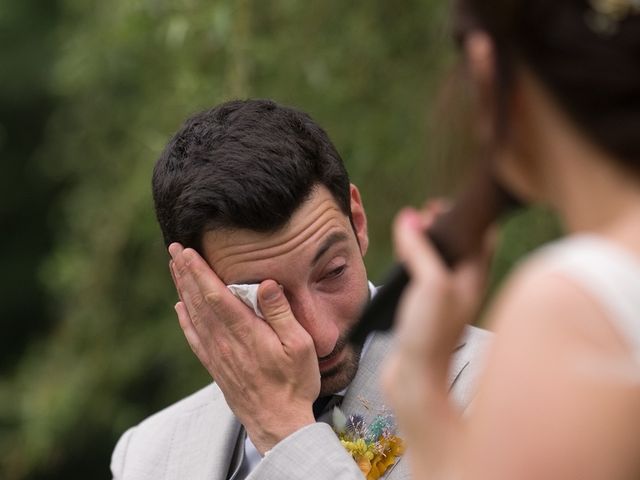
349, 183, 369, 256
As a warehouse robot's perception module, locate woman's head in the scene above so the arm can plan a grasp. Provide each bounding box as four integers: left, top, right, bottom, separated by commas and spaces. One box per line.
454, 0, 640, 176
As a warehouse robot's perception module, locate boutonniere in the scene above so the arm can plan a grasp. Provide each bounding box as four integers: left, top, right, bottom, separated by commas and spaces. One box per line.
332, 406, 404, 480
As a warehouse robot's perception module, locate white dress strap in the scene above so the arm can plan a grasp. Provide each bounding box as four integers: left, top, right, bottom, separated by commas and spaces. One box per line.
534, 235, 640, 361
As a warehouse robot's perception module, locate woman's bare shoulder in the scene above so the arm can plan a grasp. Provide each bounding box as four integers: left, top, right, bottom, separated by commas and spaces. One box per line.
487, 254, 633, 359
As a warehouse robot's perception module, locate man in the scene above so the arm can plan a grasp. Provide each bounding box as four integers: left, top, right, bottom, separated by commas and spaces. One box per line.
111, 99, 490, 479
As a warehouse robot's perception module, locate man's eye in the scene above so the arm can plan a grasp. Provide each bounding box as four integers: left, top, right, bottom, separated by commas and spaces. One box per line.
324, 265, 346, 280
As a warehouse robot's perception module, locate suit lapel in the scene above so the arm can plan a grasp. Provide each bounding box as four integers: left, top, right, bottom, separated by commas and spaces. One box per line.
448, 340, 471, 388
341, 332, 393, 424
342, 332, 469, 419
339, 331, 469, 479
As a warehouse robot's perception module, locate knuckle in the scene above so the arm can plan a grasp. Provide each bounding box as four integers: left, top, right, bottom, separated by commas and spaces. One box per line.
204, 290, 223, 308
300, 335, 315, 351
191, 292, 206, 310
216, 339, 232, 359
229, 322, 253, 341
264, 297, 289, 314
190, 311, 205, 330
289, 335, 314, 356
175, 262, 189, 279
263, 299, 292, 322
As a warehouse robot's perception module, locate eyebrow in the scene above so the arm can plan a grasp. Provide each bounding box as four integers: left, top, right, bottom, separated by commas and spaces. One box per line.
232, 231, 351, 285
311, 231, 350, 267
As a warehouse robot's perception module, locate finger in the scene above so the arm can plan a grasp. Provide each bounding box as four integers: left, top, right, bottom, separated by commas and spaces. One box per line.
179, 247, 250, 328
169, 260, 184, 303
168, 243, 188, 301
258, 280, 308, 348
168, 242, 185, 266
454, 225, 500, 315
175, 301, 211, 373
393, 208, 447, 283
169, 244, 215, 331
380, 353, 401, 405
420, 197, 453, 220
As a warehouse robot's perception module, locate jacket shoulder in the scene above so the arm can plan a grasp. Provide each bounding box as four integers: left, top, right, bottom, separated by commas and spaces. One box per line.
138, 383, 223, 426
111, 383, 231, 479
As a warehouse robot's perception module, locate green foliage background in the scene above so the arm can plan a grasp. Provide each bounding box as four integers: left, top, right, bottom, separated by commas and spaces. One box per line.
0, 1, 560, 478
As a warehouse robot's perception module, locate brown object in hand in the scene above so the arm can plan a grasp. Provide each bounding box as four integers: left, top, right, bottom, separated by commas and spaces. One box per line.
349, 167, 522, 347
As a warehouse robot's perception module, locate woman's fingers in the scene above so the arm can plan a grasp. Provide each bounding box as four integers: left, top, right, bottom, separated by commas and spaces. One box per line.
393, 207, 447, 284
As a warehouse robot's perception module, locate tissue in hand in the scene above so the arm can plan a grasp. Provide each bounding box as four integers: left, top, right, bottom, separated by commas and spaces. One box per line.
227, 283, 265, 319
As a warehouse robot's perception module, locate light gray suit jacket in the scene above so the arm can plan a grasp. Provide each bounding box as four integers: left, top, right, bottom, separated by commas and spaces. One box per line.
111, 326, 490, 480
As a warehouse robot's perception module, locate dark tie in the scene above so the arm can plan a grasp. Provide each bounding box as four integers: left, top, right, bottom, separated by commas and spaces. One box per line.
312, 394, 343, 421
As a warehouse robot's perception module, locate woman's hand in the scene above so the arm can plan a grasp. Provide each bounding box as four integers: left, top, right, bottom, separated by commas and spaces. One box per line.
381, 204, 495, 471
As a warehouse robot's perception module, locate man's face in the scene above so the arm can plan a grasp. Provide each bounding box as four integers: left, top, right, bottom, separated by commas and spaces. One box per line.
201, 184, 370, 396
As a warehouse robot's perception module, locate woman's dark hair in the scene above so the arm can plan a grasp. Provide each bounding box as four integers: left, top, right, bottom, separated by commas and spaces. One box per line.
454, 0, 640, 166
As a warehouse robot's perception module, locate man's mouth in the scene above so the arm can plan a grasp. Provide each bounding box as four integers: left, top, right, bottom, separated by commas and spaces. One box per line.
318, 345, 345, 373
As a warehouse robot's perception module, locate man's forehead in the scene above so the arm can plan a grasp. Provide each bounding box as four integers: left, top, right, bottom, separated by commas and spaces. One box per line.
202, 191, 353, 281
220, 229, 351, 285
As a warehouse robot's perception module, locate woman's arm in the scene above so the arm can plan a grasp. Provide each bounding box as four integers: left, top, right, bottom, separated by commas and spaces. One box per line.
382, 210, 640, 480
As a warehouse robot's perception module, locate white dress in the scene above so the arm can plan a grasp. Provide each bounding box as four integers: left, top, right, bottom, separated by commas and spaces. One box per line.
530, 235, 640, 362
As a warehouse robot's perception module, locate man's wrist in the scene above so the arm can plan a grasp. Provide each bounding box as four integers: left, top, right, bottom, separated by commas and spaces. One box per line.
247, 411, 316, 455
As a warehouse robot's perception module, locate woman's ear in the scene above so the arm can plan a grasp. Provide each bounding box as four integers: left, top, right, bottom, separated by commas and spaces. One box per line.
466, 31, 495, 88
349, 183, 369, 256
465, 31, 499, 143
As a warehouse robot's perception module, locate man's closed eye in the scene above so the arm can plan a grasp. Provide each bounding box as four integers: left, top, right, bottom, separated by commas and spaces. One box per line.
323, 264, 346, 280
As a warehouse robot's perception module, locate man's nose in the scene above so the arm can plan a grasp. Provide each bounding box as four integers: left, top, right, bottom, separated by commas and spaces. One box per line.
289, 296, 339, 358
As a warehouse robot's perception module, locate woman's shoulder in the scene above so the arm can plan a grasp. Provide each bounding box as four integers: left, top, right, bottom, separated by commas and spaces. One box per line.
511, 234, 640, 315
525, 234, 640, 277
490, 234, 640, 361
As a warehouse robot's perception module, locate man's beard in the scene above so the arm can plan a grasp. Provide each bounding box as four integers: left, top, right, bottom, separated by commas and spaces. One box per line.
318, 276, 370, 396
318, 334, 362, 396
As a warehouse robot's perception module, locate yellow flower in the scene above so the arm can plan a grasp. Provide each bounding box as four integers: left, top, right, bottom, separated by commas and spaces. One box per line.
367, 436, 405, 480
355, 454, 372, 477
340, 438, 374, 458
334, 408, 404, 480
341, 434, 405, 480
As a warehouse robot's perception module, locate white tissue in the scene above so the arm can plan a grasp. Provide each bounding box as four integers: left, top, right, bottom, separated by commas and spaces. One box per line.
227, 283, 264, 319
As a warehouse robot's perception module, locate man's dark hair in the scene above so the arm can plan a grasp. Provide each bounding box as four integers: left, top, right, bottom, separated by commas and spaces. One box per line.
152, 99, 351, 252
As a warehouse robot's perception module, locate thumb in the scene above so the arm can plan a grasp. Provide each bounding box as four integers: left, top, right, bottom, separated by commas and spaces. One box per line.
258, 280, 305, 346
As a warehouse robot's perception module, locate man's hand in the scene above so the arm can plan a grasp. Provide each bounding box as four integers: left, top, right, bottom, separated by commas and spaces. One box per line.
168, 243, 320, 454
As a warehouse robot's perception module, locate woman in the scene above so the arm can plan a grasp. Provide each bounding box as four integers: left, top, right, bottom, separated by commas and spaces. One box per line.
382, 1, 640, 479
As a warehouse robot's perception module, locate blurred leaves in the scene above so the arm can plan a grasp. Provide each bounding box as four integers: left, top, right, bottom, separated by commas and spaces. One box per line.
0, 1, 559, 479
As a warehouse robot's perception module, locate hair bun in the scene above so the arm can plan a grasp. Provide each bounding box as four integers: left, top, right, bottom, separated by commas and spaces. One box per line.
586, 0, 640, 35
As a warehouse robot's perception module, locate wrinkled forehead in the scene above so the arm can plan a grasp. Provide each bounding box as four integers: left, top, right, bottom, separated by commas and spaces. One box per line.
201, 188, 354, 283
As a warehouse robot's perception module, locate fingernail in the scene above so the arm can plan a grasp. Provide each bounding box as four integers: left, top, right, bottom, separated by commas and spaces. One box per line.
168, 243, 180, 259
183, 249, 194, 265
170, 260, 179, 278
261, 283, 282, 303
399, 208, 421, 229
